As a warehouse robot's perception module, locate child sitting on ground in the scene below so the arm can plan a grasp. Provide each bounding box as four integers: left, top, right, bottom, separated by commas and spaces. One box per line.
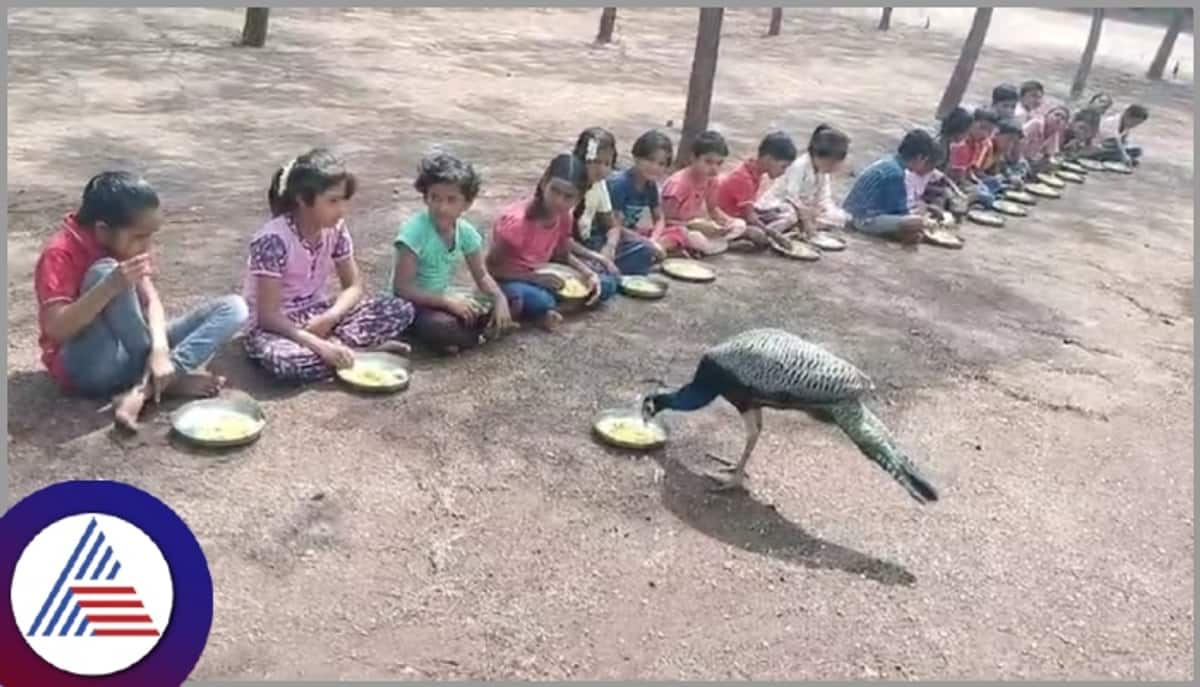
1022, 104, 1071, 174
989, 83, 1020, 120
243, 148, 414, 382
754, 124, 851, 236
608, 129, 675, 260
569, 127, 656, 276
391, 151, 513, 355
841, 129, 941, 245
714, 131, 798, 246
486, 154, 615, 331
1086, 104, 1149, 166
980, 118, 1028, 192
1061, 108, 1102, 160
948, 107, 1001, 208
1014, 80, 1046, 125
660, 130, 749, 255
34, 171, 248, 430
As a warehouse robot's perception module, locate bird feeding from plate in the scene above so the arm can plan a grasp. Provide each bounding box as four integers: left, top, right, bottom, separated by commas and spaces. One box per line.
592, 408, 668, 451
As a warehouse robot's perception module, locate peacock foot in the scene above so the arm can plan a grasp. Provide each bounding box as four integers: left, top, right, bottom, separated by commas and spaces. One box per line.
703, 452, 736, 467
705, 468, 746, 492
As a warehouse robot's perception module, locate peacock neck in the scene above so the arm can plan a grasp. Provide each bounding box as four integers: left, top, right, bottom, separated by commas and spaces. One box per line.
663, 380, 720, 412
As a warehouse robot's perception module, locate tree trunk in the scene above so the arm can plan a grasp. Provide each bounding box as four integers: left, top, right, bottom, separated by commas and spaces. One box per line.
1070, 9, 1104, 98
879, 8, 893, 31
678, 8, 724, 169
596, 8, 617, 44
935, 8, 993, 120
1147, 8, 1186, 80
241, 8, 270, 48
768, 8, 783, 36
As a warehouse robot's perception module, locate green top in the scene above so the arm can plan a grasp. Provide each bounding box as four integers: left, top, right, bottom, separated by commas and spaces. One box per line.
392, 210, 483, 294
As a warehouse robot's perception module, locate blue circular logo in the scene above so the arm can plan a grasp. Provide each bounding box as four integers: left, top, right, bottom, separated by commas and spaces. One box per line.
0, 481, 213, 686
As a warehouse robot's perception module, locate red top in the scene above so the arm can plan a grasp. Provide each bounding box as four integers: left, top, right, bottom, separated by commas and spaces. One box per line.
489, 200, 572, 274
34, 213, 107, 390
948, 136, 993, 175
714, 159, 764, 220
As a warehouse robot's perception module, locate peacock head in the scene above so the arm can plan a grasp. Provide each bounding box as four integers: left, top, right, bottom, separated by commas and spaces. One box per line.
641, 393, 669, 421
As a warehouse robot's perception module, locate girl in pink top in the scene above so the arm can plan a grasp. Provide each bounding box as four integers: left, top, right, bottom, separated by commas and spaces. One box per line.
1021, 105, 1070, 172
486, 154, 615, 331
243, 148, 414, 382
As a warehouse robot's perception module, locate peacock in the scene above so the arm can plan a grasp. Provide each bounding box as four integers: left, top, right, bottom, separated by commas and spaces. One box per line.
641, 328, 939, 503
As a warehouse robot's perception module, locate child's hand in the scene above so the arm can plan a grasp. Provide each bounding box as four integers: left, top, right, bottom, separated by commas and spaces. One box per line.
444, 297, 478, 323
584, 271, 602, 306
317, 340, 355, 369
304, 314, 336, 338
488, 299, 514, 336
106, 254, 154, 292
147, 349, 176, 403
597, 254, 620, 275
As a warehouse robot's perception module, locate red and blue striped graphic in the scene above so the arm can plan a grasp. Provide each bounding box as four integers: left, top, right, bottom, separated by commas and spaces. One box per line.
25, 517, 159, 638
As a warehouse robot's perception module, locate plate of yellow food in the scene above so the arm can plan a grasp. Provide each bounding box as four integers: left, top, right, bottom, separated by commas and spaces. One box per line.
619, 275, 669, 300
1058, 161, 1087, 175
1002, 189, 1037, 206
922, 226, 964, 249
1056, 170, 1085, 184
534, 264, 591, 302
1024, 183, 1062, 199
1101, 161, 1134, 174
1036, 172, 1067, 189
808, 231, 847, 252
991, 200, 1028, 218
592, 408, 668, 451
967, 209, 1007, 227
766, 233, 821, 261
445, 286, 494, 311
171, 395, 266, 449
1078, 159, 1106, 172
335, 352, 411, 394
660, 258, 716, 283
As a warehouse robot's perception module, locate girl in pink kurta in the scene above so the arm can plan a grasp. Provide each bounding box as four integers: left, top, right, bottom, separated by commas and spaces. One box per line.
1021, 105, 1070, 172
242, 148, 414, 382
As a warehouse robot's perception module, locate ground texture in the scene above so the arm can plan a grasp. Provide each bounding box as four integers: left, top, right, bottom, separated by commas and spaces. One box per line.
6, 7, 1194, 680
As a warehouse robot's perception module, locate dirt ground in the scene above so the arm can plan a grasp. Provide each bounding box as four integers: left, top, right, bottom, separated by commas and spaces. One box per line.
6, 7, 1194, 681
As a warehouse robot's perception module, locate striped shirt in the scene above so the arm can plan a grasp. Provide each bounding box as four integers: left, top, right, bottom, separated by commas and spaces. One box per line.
842, 155, 909, 220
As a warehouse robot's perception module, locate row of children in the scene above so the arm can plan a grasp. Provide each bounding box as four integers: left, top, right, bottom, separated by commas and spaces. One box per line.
839, 80, 1149, 244
33, 86, 1146, 428
34, 122, 857, 427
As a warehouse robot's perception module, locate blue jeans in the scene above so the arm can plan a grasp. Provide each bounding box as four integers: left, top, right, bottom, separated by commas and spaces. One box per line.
61, 258, 249, 397
500, 275, 617, 322
580, 231, 656, 276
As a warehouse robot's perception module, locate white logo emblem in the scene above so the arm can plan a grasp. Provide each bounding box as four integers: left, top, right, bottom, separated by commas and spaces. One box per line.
10, 513, 175, 676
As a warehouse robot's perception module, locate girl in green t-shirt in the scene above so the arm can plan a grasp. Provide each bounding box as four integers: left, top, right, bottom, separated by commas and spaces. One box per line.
392, 152, 513, 353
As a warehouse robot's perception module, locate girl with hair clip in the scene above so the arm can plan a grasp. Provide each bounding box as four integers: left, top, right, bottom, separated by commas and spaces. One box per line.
486, 153, 616, 332
568, 127, 656, 276
754, 124, 852, 240
242, 148, 414, 382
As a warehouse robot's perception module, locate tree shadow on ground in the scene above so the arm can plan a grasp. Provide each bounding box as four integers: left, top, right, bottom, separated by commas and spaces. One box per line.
653, 453, 917, 587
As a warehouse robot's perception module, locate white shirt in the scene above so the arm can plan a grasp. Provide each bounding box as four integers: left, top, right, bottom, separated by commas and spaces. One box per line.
576, 179, 613, 239
1098, 113, 1126, 144
756, 153, 835, 219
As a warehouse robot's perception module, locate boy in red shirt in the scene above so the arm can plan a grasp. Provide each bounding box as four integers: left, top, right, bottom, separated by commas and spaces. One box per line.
715, 131, 797, 234
34, 172, 248, 430
947, 107, 1001, 208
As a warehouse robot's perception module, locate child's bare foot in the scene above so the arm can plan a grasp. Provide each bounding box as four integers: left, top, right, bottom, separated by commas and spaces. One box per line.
113, 386, 148, 433
373, 340, 412, 356
165, 372, 225, 399
537, 311, 563, 332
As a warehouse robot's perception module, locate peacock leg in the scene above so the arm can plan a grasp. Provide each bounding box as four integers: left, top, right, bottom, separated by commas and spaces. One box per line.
707, 408, 762, 491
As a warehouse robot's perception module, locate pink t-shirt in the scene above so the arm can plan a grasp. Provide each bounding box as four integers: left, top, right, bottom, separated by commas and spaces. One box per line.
489, 200, 572, 274
661, 168, 720, 224
714, 160, 764, 220
242, 214, 353, 323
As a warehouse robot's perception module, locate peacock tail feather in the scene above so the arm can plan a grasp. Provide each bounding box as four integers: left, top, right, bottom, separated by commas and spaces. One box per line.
827, 400, 939, 504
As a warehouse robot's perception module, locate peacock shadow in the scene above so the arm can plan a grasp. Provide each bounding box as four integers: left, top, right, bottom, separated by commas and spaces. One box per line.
652, 454, 917, 587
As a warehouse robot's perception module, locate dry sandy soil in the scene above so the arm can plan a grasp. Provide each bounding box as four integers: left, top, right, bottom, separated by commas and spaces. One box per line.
6, 7, 1194, 681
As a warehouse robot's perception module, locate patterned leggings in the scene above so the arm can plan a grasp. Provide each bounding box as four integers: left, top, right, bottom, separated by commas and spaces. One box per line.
244, 296, 414, 382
